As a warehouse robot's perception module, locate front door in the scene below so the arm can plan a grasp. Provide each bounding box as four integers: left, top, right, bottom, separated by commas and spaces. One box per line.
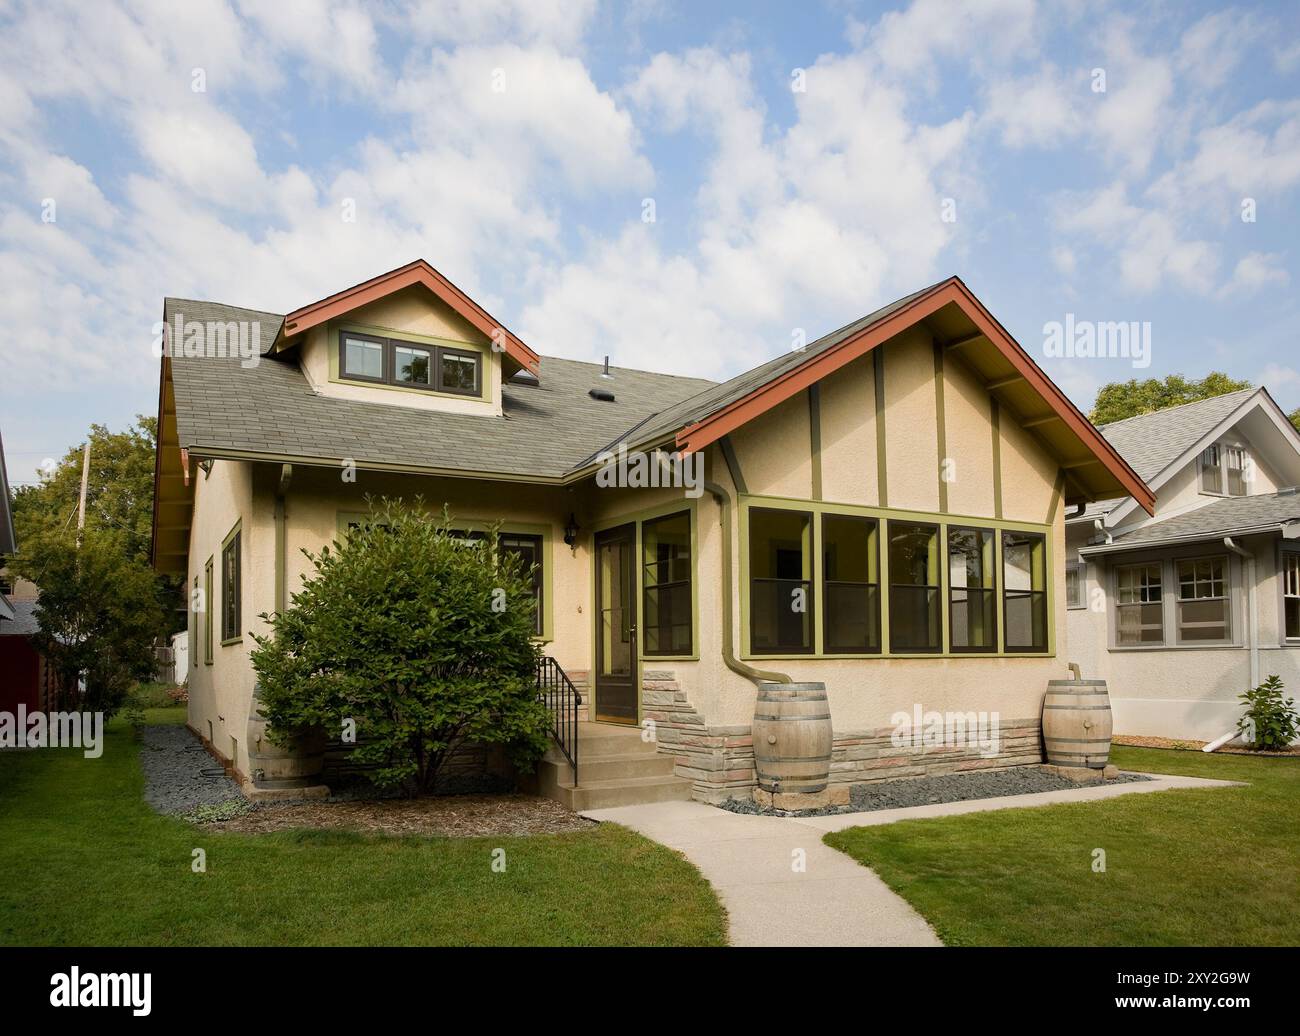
595, 523, 638, 723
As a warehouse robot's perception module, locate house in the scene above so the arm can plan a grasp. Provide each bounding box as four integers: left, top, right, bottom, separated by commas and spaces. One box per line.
150, 261, 1151, 806
1066, 388, 1300, 742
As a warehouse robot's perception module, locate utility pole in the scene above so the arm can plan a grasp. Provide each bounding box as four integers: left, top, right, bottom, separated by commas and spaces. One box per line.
76, 441, 90, 547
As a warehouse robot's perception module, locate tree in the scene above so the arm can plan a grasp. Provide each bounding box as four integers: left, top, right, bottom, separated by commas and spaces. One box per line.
12, 416, 158, 560
1089, 373, 1251, 425
1290, 407, 1300, 432
13, 528, 168, 715
250, 501, 552, 795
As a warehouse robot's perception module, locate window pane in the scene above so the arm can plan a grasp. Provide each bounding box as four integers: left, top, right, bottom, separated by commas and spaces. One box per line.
1178, 557, 1225, 600
1286, 555, 1300, 640
439, 351, 479, 393
1225, 448, 1247, 496
823, 515, 880, 653
1177, 598, 1229, 642
499, 533, 543, 636
1200, 444, 1221, 493
344, 336, 384, 379
643, 511, 692, 656
1003, 530, 1046, 651
749, 509, 812, 652
949, 527, 995, 650
394, 345, 431, 385
1287, 597, 1300, 640
1065, 561, 1085, 609
1117, 602, 1164, 645
222, 533, 240, 641
889, 521, 940, 652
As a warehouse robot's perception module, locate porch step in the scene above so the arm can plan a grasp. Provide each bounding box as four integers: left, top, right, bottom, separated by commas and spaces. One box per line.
553, 774, 694, 811
529, 722, 693, 810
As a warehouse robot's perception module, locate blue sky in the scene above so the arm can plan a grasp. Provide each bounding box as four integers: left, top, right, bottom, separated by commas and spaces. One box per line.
2, 0, 1299, 486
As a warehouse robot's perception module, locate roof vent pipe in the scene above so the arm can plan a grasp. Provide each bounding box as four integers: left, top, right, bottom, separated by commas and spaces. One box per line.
601, 356, 613, 379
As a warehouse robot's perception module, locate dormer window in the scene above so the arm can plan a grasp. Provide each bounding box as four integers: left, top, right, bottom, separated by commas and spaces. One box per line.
340, 331, 482, 397
1198, 443, 1249, 496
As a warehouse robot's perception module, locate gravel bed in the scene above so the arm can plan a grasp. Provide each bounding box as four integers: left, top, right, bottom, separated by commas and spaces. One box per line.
718, 766, 1153, 818
139, 725, 245, 817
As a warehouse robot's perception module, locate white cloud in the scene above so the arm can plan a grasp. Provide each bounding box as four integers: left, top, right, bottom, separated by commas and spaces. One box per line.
1217, 252, 1290, 299
401, 0, 600, 50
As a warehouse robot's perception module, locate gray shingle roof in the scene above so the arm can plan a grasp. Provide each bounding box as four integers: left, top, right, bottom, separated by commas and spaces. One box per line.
1096, 388, 1258, 483
165, 298, 716, 479
0, 599, 38, 636
1086, 489, 1300, 550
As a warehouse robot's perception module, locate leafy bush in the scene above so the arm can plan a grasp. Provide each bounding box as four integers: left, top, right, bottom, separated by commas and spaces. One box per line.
1237, 675, 1300, 751
250, 500, 551, 795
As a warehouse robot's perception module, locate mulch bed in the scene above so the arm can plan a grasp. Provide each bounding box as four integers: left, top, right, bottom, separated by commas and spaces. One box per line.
1114, 734, 1300, 757
205, 793, 596, 838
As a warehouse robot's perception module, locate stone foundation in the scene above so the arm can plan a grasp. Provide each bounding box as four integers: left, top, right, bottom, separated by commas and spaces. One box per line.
641, 670, 1044, 804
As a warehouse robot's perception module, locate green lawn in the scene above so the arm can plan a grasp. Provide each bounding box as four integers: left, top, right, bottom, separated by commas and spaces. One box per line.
0, 708, 725, 946
825, 746, 1299, 946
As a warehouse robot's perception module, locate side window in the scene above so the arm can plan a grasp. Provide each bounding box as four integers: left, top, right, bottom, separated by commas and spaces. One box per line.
1199, 444, 1221, 494
822, 515, 880, 654
1002, 530, 1047, 652
948, 526, 996, 652
1284, 552, 1300, 642
1176, 556, 1230, 643
749, 508, 813, 653
221, 529, 241, 643
1065, 560, 1086, 609
888, 521, 941, 653
1116, 563, 1163, 645
642, 512, 692, 655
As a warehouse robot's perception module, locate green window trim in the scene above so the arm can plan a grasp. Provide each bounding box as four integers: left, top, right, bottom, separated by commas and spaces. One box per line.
203, 556, 214, 664
220, 521, 243, 646
335, 511, 555, 643
738, 495, 1055, 660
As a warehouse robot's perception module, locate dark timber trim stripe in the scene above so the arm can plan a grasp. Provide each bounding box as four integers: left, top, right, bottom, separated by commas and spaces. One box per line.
1047, 467, 1067, 525
873, 348, 888, 507
720, 434, 748, 495
808, 384, 823, 501
933, 339, 948, 513
991, 397, 1003, 520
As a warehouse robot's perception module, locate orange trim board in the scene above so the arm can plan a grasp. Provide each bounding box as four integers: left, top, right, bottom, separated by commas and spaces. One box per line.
278, 259, 541, 376
674, 277, 1155, 515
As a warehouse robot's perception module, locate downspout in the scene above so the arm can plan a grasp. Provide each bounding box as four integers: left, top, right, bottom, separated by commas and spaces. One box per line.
1205, 536, 1256, 752
1093, 518, 1113, 545
704, 475, 790, 686
274, 464, 293, 615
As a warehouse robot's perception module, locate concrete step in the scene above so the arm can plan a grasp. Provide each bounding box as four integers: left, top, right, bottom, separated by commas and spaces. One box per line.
567, 751, 678, 782
573, 724, 659, 757
560, 774, 694, 811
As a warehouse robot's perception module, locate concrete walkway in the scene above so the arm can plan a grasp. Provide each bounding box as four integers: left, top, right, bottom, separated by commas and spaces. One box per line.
583, 771, 1239, 947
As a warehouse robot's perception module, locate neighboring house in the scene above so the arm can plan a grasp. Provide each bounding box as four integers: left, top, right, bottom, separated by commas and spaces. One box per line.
151, 261, 1151, 804
0, 429, 58, 714
1066, 388, 1300, 741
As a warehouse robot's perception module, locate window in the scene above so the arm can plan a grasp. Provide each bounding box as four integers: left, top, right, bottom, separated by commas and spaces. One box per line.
749, 508, 813, 653
1284, 553, 1300, 641
446, 528, 544, 635
1116, 563, 1163, 645
221, 529, 241, 643
1003, 530, 1047, 651
1199, 444, 1221, 493
888, 521, 940, 652
1065, 561, 1086, 609
203, 557, 213, 664
339, 331, 482, 396
1225, 447, 1248, 496
342, 332, 386, 381
643, 511, 692, 655
439, 348, 481, 394
948, 526, 996, 652
1200, 443, 1250, 496
1176, 556, 1230, 643
822, 515, 880, 653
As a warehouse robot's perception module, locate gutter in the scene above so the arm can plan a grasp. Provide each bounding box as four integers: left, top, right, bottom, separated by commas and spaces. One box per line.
1078, 522, 1287, 557
704, 466, 790, 687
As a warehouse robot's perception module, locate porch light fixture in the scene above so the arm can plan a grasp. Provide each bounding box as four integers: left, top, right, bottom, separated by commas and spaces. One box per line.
564, 513, 580, 554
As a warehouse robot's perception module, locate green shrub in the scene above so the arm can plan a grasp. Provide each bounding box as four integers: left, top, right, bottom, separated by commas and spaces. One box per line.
1237, 675, 1300, 751
250, 499, 551, 795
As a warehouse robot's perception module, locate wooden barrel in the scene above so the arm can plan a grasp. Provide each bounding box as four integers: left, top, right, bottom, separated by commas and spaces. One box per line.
1042, 679, 1112, 768
246, 691, 326, 789
753, 682, 833, 794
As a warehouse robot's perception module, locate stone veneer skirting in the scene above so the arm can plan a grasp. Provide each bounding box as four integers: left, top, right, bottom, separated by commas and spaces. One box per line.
641, 669, 1044, 804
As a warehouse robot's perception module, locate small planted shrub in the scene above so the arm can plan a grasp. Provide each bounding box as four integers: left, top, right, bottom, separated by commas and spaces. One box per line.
251, 500, 551, 795
1236, 675, 1300, 751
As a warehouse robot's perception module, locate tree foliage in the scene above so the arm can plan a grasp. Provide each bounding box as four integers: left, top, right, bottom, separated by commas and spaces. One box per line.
1089, 372, 1251, 426
12, 416, 157, 559
250, 500, 552, 795
13, 528, 168, 715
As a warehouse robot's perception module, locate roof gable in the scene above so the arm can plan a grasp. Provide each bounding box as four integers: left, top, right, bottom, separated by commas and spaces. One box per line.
277, 260, 540, 376
631, 277, 1154, 515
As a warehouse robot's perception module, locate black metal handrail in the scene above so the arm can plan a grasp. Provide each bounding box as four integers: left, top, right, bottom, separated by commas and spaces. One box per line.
537, 655, 579, 785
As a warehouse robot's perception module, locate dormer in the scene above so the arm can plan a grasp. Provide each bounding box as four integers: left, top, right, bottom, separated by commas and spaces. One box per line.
269, 260, 540, 417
